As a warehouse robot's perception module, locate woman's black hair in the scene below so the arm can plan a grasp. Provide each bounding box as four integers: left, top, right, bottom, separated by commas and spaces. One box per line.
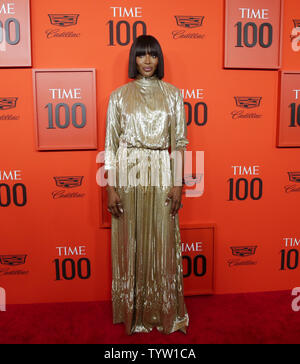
128, 35, 164, 79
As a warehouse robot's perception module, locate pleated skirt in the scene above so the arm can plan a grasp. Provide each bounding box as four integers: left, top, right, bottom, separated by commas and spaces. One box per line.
110, 145, 189, 335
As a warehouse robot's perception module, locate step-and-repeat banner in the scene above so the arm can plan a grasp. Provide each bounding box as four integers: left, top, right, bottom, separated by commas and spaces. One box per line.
1, 0, 300, 304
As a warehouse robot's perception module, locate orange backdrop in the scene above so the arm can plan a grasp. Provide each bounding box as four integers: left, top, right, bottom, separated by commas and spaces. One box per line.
1, 0, 300, 304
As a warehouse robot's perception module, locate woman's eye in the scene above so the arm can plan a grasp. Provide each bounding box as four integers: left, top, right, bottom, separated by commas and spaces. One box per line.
137, 54, 157, 58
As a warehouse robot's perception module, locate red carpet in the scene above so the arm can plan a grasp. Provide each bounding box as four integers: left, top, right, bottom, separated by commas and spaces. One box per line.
1, 290, 300, 344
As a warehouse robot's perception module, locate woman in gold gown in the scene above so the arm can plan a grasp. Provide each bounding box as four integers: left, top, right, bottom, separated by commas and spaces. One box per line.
104, 35, 189, 335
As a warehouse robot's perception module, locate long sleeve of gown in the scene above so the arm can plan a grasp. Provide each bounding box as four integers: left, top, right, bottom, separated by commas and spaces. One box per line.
104, 91, 121, 171
174, 90, 189, 151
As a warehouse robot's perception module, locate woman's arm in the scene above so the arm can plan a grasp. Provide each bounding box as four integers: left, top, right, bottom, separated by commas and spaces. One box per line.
104, 91, 123, 218
166, 89, 188, 217
166, 149, 184, 217
104, 91, 121, 172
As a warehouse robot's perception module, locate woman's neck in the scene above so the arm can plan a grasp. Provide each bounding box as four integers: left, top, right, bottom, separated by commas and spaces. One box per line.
135, 73, 158, 81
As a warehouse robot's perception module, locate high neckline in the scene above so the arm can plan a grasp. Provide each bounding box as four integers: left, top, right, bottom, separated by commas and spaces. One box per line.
135, 74, 159, 85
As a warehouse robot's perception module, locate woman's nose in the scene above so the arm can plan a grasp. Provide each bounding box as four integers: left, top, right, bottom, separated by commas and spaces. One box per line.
144, 54, 150, 63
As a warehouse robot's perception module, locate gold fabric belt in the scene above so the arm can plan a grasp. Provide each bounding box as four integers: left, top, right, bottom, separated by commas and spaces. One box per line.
121, 144, 169, 151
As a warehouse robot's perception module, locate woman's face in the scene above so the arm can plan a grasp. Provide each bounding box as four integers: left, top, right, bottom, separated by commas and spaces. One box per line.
136, 52, 158, 77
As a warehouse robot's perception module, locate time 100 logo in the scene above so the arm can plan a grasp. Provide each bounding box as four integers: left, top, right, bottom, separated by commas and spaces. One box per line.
107, 7, 147, 46
54, 246, 91, 281
0, 2, 20, 46
46, 88, 87, 130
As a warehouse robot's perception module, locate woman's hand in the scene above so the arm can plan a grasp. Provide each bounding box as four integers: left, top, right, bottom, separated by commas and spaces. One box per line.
165, 186, 183, 217
107, 186, 123, 218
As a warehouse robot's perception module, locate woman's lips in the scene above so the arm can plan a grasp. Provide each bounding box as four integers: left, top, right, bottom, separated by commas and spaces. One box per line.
143, 67, 152, 72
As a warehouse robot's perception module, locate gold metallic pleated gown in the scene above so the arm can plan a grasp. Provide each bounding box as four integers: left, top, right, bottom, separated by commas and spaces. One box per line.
104, 74, 189, 335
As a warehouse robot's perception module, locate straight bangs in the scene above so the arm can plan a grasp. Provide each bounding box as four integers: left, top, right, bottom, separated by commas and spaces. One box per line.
135, 40, 160, 58
129, 35, 164, 79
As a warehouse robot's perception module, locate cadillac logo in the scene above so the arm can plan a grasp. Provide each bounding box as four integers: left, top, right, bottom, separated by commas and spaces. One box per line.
175, 16, 205, 28
54, 176, 84, 188
234, 97, 262, 109
0, 97, 18, 110
284, 172, 300, 193
48, 14, 80, 27
230, 246, 257, 257
293, 19, 300, 28
184, 173, 203, 186
288, 172, 300, 183
0, 255, 27, 266
227, 246, 258, 267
